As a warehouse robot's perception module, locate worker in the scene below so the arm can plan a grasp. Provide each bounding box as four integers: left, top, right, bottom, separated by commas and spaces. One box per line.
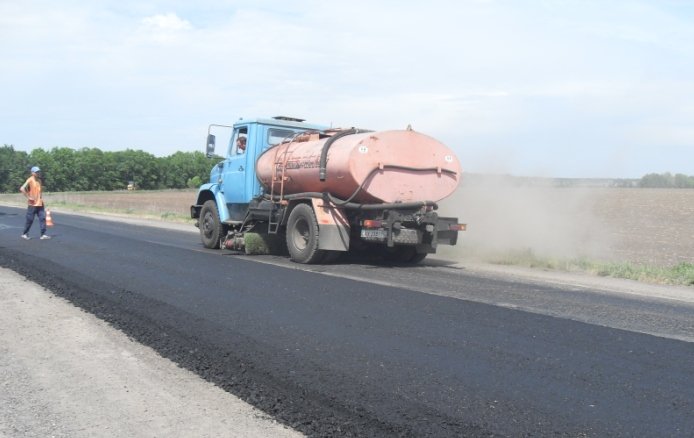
19, 166, 51, 240
236, 136, 246, 154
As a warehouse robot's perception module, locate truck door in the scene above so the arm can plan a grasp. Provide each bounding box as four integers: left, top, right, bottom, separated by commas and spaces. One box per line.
222, 125, 250, 205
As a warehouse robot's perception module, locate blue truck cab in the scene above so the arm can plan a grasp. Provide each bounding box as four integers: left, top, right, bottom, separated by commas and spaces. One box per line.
191, 116, 326, 225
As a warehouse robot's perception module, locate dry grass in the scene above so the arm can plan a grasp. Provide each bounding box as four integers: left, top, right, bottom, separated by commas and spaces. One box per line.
0, 189, 197, 223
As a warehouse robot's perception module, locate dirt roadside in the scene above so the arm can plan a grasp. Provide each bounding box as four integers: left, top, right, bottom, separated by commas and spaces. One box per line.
0, 267, 302, 438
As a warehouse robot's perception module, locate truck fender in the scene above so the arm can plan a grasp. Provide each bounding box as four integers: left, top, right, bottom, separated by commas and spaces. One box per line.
310, 198, 350, 251
195, 184, 231, 223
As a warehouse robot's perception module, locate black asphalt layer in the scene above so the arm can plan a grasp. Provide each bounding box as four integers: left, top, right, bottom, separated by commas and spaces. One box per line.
1, 206, 693, 437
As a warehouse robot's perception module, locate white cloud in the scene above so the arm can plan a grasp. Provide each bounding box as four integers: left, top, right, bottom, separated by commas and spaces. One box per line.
142, 13, 192, 31
137, 13, 192, 43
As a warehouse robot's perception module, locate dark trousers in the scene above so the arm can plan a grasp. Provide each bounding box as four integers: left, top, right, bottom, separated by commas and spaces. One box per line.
23, 205, 46, 236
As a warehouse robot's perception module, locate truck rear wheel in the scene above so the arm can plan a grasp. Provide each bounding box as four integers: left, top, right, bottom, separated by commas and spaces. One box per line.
382, 246, 427, 264
200, 200, 223, 249
322, 251, 343, 263
286, 203, 325, 264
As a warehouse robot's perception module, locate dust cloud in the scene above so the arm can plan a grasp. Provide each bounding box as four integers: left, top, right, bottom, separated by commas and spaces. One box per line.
436, 174, 614, 263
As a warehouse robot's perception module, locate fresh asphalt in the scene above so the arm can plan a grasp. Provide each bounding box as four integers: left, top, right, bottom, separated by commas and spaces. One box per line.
1, 205, 692, 437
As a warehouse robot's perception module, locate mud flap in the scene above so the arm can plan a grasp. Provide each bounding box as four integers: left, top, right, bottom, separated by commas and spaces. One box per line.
311, 198, 350, 251
436, 216, 461, 246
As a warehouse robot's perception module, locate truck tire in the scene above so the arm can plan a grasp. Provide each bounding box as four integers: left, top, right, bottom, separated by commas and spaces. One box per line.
286, 203, 325, 264
408, 252, 428, 264
382, 246, 427, 264
321, 250, 343, 264
200, 200, 223, 249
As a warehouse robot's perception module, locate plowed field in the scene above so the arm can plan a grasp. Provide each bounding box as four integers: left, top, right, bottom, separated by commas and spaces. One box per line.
439, 186, 694, 267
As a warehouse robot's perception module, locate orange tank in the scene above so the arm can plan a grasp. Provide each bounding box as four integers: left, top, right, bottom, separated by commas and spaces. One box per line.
255, 129, 462, 204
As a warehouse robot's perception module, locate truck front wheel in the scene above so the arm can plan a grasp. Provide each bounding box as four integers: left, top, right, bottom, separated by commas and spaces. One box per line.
286, 203, 325, 264
200, 200, 223, 249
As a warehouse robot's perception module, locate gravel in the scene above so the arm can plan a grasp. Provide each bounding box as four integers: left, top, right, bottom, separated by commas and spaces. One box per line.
0, 267, 303, 438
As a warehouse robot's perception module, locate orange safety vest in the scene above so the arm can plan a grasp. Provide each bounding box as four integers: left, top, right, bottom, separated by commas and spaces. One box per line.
21, 176, 44, 207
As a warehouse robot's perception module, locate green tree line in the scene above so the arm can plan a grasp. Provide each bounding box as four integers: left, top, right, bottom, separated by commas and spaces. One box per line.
0, 144, 219, 193
639, 172, 694, 188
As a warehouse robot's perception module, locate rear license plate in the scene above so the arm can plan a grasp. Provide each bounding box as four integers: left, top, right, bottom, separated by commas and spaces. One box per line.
361, 229, 387, 239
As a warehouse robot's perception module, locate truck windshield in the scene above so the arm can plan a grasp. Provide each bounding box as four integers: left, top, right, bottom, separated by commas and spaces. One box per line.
267, 128, 300, 146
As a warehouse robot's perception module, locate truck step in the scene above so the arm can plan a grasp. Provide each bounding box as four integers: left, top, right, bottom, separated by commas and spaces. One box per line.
222, 220, 244, 226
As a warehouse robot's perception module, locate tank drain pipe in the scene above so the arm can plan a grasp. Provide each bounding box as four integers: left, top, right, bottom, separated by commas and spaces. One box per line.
328, 196, 438, 211
264, 192, 438, 211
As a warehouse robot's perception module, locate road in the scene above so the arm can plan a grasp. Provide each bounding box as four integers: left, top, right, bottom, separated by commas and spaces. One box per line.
1, 205, 693, 436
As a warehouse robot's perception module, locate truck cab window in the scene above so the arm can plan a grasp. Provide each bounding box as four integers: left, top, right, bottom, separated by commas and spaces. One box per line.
267, 128, 297, 147
231, 127, 248, 155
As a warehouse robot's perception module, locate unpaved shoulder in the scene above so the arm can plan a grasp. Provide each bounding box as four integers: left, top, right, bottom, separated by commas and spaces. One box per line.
0, 267, 302, 438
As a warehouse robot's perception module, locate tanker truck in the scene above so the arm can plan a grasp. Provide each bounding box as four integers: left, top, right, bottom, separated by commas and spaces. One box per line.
191, 116, 465, 264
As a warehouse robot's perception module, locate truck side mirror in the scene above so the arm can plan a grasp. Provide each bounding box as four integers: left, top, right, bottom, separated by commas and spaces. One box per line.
206, 134, 216, 158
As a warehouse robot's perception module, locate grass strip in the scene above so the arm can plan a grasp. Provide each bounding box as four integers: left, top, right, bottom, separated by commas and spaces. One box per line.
490, 249, 694, 287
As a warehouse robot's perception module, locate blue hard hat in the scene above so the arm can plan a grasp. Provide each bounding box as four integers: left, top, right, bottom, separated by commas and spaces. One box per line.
31, 166, 40, 173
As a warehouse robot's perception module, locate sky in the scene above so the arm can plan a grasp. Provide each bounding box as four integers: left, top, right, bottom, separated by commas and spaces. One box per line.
2, 0, 694, 178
